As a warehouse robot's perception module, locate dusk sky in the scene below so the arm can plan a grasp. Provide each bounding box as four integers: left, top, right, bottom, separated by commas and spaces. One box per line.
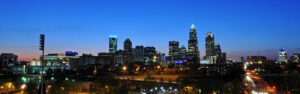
0, 0, 300, 61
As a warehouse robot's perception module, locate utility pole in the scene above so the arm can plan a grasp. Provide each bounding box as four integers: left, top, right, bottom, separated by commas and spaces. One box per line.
39, 34, 45, 94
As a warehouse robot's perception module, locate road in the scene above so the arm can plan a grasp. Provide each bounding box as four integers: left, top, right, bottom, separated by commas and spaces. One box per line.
246, 72, 276, 94
115, 75, 179, 83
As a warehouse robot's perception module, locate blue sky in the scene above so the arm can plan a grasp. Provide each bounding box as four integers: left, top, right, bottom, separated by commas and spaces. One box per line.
0, 0, 300, 61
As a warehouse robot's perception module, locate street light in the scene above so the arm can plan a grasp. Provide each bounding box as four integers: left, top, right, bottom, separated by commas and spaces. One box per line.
122, 66, 127, 71
157, 65, 161, 69
20, 84, 26, 90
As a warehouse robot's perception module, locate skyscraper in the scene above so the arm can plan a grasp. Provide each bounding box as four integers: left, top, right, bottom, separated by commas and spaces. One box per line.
144, 46, 156, 63
179, 45, 187, 58
124, 38, 132, 55
169, 41, 179, 60
187, 24, 199, 62
214, 43, 221, 56
205, 32, 215, 56
134, 46, 144, 62
124, 39, 133, 63
109, 35, 117, 53
276, 48, 288, 64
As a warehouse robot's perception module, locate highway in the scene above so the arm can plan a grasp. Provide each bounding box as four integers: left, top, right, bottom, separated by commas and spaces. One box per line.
246, 72, 277, 94
115, 75, 179, 84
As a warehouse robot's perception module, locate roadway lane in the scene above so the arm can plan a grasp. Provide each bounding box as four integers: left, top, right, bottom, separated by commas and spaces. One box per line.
246, 73, 276, 94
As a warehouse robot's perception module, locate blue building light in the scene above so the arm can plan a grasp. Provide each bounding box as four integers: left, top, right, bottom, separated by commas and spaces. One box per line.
280, 47, 285, 51
66, 51, 78, 55
175, 61, 184, 64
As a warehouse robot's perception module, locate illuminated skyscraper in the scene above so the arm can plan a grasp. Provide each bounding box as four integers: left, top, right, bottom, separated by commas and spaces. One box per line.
109, 35, 117, 53
187, 24, 199, 62
169, 41, 179, 60
144, 46, 156, 63
124, 39, 133, 63
205, 32, 217, 64
276, 48, 288, 64
179, 45, 187, 58
206, 32, 215, 56
124, 38, 132, 55
214, 44, 221, 56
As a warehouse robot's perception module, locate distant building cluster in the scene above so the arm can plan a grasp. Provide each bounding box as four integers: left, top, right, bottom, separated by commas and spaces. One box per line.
168, 24, 226, 65
0, 24, 299, 75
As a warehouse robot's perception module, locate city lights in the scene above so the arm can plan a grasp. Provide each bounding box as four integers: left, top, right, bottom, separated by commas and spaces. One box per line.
122, 66, 127, 71
20, 84, 26, 90
0, 1, 299, 94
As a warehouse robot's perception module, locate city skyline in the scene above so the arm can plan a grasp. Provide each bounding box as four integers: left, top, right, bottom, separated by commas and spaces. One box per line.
1, 0, 300, 61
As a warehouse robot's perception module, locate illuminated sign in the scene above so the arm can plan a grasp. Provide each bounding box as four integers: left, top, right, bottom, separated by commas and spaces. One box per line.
66, 51, 78, 55
175, 61, 184, 64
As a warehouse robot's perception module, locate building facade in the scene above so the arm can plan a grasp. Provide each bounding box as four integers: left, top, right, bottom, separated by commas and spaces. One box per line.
187, 24, 200, 62
134, 46, 144, 62
247, 56, 266, 64
0, 53, 18, 69
179, 45, 187, 58
205, 32, 215, 57
109, 35, 118, 53
169, 41, 179, 60
276, 48, 288, 64
290, 53, 300, 63
144, 46, 156, 64
124, 39, 133, 63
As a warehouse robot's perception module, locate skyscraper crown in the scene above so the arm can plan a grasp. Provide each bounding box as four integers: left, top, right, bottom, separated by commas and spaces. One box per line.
206, 32, 214, 38
190, 24, 196, 30
109, 35, 117, 38
280, 47, 285, 51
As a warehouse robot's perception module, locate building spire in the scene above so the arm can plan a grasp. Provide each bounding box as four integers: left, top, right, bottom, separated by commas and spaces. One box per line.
190, 24, 196, 30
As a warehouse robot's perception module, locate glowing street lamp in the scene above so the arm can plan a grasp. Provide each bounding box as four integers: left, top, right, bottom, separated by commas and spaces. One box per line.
122, 66, 127, 71
20, 84, 26, 90
157, 65, 161, 69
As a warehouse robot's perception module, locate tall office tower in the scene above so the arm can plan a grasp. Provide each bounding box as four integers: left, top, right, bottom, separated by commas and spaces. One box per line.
179, 45, 187, 58
214, 44, 222, 63
124, 39, 133, 63
220, 53, 227, 63
205, 32, 215, 57
169, 41, 179, 60
109, 35, 117, 53
144, 46, 156, 63
214, 44, 221, 56
134, 46, 144, 62
124, 39, 132, 54
276, 48, 288, 64
114, 50, 124, 66
187, 24, 200, 62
